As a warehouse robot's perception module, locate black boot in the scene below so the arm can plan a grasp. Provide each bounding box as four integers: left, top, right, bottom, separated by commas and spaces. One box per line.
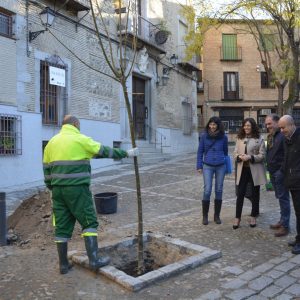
214, 200, 222, 224
84, 236, 110, 271
56, 242, 73, 274
202, 201, 210, 225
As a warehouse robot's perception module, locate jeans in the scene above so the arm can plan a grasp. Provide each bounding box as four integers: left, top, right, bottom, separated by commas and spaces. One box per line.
202, 163, 226, 201
236, 167, 260, 218
290, 190, 300, 243
270, 170, 290, 229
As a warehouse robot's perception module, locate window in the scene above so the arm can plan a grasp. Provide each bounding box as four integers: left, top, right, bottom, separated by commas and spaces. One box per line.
182, 101, 192, 135
222, 34, 238, 60
0, 114, 22, 155
260, 71, 274, 89
40, 61, 66, 125
259, 34, 274, 51
223, 72, 242, 100
219, 109, 244, 133
0, 8, 13, 37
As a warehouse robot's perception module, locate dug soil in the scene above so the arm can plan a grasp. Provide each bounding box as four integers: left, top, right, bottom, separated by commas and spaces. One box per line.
7, 191, 108, 249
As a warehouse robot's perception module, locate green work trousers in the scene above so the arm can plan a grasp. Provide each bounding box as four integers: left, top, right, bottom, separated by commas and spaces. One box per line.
52, 185, 98, 241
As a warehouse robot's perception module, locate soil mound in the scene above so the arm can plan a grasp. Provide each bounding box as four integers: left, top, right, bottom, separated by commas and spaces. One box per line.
7, 191, 109, 249
7, 191, 54, 248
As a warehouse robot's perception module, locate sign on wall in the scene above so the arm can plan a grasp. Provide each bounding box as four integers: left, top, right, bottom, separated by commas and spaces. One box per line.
49, 66, 65, 87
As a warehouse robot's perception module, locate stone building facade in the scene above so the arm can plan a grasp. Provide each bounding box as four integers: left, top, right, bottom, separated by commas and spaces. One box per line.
197, 22, 299, 142
0, 0, 198, 189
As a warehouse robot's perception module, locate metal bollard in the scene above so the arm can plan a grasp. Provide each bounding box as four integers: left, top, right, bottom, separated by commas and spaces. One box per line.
0, 192, 7, 246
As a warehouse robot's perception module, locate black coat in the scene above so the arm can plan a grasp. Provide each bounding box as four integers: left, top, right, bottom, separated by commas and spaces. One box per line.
266, 130, 285, 174
283, 127, 300, 190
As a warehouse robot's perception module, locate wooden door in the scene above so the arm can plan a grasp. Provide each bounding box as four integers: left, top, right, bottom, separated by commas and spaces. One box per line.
132, 77, 146, 139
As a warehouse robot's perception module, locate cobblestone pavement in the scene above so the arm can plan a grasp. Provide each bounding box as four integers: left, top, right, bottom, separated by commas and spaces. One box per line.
1, 153, 300, 300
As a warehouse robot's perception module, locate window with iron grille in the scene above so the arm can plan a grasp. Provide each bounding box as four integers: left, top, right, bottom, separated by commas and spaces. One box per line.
0, 114, 22, 156
0, 8, 13, 38
182, 101, 192, 135
40, 61, 66, 125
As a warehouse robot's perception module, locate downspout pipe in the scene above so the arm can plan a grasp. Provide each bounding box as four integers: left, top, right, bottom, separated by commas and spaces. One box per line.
0, 192, 7, 246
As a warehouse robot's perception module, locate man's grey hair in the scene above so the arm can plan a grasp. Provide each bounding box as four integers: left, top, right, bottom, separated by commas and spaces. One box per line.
280, 114, 295, 126
266, 113, 280, 122
62, 115, 79, 126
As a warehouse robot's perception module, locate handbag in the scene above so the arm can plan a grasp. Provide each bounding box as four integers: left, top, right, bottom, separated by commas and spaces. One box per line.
224, 156, 232, 174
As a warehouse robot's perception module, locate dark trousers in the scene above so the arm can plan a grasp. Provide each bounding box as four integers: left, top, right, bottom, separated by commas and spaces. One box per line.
236, 167, 260, 219
270, 170, 290, 228
290, 190, 300, 243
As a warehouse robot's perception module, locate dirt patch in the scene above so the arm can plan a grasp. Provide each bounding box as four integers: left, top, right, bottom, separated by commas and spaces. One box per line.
7, 191, 54, 249
7, 190, 111, 249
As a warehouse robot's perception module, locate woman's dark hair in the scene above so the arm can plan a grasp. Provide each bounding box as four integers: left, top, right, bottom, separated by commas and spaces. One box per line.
205, 116, 224, 134
237, 118, 260, 139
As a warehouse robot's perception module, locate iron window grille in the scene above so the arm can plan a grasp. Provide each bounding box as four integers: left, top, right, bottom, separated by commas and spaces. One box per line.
40, 60, 67, 125
0, 114, 22, 156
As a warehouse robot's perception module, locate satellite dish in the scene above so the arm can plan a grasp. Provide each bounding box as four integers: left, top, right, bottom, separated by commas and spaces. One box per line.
155, 30, 168, 45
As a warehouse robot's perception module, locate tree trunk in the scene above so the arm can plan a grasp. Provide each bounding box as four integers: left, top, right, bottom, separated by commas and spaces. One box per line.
277, 84, 284, 116
284, 42, 299, 114
121, 79, 144, 275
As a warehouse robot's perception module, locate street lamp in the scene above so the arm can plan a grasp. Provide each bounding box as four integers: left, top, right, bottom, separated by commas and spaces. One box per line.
170, 54, 178, 66
161, 67, 170, 86
29, 7, 56, 42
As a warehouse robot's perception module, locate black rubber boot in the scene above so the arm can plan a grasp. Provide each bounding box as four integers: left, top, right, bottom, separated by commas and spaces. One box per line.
214, 200, 222, 224
84, 236, 110, 271
56, 242, 73, 274
202, 201, 210, 225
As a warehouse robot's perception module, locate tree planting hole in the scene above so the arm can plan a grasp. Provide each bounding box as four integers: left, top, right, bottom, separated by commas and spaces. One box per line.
119, 250, 165, 277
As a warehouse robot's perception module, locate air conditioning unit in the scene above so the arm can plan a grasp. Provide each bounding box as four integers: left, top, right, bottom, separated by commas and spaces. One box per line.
260, 109, 272, 115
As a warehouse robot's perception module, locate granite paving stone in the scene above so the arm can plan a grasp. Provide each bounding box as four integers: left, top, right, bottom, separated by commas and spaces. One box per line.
274, 275, 297, 289
248, 276, 273, 291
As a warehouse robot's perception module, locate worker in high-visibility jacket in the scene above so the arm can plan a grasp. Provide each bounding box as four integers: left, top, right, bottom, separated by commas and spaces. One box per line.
43, 115, 139, 274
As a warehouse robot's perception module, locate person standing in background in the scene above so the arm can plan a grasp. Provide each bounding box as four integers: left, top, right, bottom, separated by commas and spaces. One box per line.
279, 115, 300, 254
265, 114, 290, 237
197, 116, 228, 225
233, 118, 266, 229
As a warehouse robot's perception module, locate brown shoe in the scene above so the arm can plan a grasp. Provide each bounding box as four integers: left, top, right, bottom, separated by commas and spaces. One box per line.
270, 222, 282, 230
274, 227, 289, 237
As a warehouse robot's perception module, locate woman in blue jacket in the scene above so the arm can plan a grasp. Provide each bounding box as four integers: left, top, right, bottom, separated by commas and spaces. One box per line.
197, 116, 228, 225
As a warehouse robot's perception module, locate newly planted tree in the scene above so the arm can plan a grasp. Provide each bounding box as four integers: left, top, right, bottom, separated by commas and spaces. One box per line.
49, 0, 145, 274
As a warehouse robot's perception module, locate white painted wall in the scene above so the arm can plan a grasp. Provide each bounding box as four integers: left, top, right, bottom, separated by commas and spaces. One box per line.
158, 127, 198, 154
0, 105, 43, 189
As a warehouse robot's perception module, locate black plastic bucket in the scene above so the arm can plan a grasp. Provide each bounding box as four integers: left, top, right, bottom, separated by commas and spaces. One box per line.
94, 192, 118, 214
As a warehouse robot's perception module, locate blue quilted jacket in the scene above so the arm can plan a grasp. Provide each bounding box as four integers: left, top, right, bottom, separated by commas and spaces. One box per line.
196, 132, 228, 169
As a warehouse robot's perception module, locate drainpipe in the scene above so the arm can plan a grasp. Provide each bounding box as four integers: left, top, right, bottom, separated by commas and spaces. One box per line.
0, 192, 6, 246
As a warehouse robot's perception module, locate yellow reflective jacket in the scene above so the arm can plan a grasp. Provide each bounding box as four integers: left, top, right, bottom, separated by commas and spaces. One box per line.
43, 124, 127, 187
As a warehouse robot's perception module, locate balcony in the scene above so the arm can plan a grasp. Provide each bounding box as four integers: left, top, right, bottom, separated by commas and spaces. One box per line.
221, 86, 243, 100
55, 0, 90, 11
177, 45, 199, 72
220, 46, 242, 61
116, 12, 166, 55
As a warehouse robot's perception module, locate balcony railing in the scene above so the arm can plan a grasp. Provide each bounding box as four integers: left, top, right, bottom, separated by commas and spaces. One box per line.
221, 86, 243, 100
116, 11, 168, 51
220, 46, 242, 61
